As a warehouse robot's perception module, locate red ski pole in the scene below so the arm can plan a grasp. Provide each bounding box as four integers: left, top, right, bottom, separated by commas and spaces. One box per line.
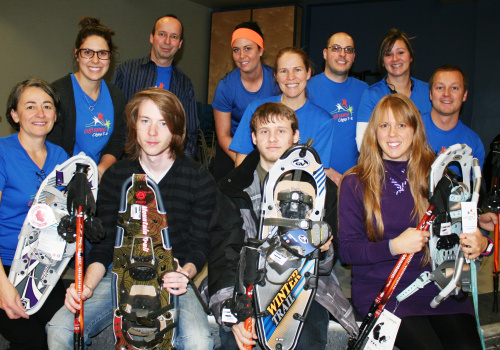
349, 206, 435, 350
74, 205, 84, 350
493, 212, 499, 313
244, 285, 254, 350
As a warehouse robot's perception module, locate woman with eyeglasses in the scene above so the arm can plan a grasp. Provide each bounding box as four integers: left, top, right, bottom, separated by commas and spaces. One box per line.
211, 21, 278, 181
355, 28, 431, 151
48, 17, 126, 181
0, 78, 69, 349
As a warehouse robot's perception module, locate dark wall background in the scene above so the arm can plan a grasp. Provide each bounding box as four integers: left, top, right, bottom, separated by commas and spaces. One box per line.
302, 0, 499, 150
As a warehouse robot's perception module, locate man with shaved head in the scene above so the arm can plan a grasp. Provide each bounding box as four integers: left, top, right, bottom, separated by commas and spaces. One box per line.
308, 32, 368, 184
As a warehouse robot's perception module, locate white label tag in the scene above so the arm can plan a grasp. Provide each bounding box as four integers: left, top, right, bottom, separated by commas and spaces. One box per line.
221, 307, 238, 324
461, 202, 477, 234
365, 310, 401, 350
131, 204, 141, 220
28, 204, 57, 229
440, 222, 452, 236
269, 250, 287, 266
37, 228, 67, 261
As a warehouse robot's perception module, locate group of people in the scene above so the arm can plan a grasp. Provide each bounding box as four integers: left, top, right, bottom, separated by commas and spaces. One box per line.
0, 12, 496, 350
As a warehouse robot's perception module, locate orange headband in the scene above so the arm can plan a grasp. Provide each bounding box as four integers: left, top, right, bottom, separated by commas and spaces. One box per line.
231, 28, 264, 50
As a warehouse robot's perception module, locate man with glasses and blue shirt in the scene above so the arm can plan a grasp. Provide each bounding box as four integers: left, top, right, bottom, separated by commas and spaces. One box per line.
112, 14, 198, 158
307, 32, 368, 184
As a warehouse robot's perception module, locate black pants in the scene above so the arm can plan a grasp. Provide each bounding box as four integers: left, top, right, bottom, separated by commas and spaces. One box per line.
217, 301, 329, 350
395, 313, 482, 350
211, 143, 235, 183
0, 266, 65, 350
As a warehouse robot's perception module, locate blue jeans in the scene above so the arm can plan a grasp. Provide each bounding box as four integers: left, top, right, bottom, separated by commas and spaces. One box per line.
46, 268, 113, 349
174, 286, 214, 350
47, 270, 213, 350
217, 301, 328, 350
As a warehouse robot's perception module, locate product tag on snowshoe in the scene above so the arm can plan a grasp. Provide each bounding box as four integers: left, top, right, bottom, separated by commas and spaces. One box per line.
269, 250, 288, 265
221, 307, 238, 325
439, 222, 452, 236
37, 230, 66, 261
28, 204, 57, 229
365, 310, 401, 350
461, 202, 477, 233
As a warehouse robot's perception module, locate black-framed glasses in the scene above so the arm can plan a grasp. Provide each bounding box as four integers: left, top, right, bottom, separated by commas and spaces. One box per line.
326, 45, 355, 54
77, 49, 112, 60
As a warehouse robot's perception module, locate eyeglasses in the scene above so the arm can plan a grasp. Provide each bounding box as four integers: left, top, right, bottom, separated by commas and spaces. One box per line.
327, 45, 355, 54
77, 49, 112, 60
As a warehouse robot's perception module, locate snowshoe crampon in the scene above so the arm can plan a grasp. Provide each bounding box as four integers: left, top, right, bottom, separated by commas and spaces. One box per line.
252, 139, 330, 350
112, 174, 177, 350
8, 153, 97, 315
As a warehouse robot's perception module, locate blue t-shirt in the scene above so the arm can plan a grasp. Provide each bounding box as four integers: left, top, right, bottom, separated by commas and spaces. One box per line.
357, 77, 432, 124
0, 134, 68, 266
155, 65, 172, 91
422, 112, 485, 169
71, 74, 114, 164
212, 65, 278, 136
229, 95, 334, 168
308, 74, 368, 174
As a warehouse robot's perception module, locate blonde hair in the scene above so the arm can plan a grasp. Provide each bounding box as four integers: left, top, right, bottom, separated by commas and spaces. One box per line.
343, 94, 435, 250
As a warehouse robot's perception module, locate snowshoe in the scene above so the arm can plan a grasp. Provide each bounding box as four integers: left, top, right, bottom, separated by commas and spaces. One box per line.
112, 174, 177, 350
8, 153, 97, 314
396, 144, 482, 306
250, 139, 331, 350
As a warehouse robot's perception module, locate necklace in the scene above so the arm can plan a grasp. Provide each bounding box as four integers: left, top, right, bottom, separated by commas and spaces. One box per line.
83, 89, 100, 111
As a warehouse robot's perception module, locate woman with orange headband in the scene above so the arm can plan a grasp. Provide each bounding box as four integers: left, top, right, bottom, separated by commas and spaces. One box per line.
211, 22, 278, 181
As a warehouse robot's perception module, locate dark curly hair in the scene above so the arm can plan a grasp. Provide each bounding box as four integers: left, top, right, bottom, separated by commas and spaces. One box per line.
75, 16, 115, 52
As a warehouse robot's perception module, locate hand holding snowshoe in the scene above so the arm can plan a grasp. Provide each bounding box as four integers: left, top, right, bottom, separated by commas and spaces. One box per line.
0, 278, 28, 320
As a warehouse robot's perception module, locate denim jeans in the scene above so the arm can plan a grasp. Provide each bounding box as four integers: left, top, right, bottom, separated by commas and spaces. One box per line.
173, 286, 214, 350
217, 301, 328, 350
46, 268, 114, 349
47, 269, 213, 350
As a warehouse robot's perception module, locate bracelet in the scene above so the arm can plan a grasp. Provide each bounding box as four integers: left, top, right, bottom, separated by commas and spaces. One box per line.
389, 239, 396, 256
481, 236, 494, 257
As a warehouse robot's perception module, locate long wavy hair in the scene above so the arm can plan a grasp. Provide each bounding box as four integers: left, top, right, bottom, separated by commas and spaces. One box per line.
344, 94, 435, 251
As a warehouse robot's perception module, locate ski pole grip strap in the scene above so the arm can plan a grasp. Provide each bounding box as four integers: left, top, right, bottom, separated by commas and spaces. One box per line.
242, 239, 263, 286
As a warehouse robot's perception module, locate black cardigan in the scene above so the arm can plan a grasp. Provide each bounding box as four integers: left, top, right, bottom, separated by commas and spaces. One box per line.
48, 74, 126, 161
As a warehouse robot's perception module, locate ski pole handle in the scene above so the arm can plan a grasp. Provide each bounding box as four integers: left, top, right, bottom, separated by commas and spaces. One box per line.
244, 285, 254, 350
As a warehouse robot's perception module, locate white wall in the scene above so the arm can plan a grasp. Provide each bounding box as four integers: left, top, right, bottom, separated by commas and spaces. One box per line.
0, 0, 212, 136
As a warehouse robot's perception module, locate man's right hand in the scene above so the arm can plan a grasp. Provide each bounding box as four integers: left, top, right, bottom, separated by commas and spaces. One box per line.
64, 283, 93, 314
232, 318, 257, 350
0, 281, 28, 320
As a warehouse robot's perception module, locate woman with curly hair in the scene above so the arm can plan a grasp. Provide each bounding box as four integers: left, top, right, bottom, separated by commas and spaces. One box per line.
48, 16, 126, 181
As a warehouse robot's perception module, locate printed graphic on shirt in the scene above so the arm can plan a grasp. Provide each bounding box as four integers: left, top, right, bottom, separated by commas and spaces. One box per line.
387, 168, 408, 195
157, 83, 165, 89
84, 113, 111, 138
330, 99, 354, 122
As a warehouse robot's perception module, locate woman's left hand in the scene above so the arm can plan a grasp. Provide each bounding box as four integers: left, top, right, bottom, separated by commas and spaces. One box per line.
459, 228, 489, 260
